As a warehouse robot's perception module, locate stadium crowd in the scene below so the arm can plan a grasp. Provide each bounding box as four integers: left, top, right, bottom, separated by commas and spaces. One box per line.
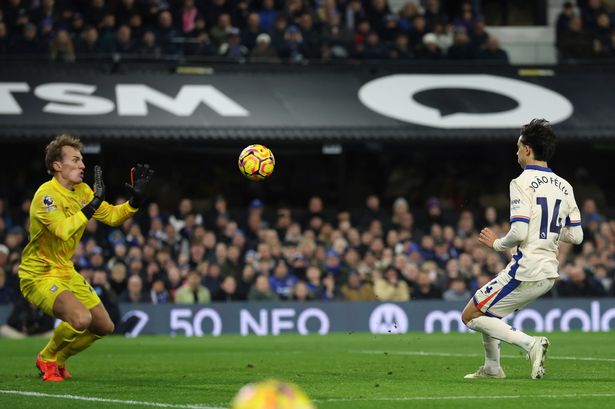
0, 0, 512, 62
556, 0, 615, 59
1, 193, 614, 324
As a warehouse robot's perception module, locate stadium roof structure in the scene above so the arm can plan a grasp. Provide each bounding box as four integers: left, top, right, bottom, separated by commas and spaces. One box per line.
1, 63, 614, 141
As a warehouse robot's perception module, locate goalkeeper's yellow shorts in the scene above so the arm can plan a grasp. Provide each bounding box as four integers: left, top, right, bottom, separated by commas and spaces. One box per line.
20, 270, 101, 317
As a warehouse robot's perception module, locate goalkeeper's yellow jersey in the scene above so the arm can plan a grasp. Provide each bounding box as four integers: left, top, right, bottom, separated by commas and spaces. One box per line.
19, 177, 137, 280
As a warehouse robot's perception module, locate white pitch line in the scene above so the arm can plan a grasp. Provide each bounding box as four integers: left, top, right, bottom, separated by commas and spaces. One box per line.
352, 350, 615, 362
315, 393, 615, 403
0, 390, 226, 409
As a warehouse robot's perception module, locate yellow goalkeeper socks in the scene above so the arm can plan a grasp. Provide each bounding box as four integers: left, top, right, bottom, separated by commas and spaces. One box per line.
40, 322, 85, 362
56, 330, 104, 366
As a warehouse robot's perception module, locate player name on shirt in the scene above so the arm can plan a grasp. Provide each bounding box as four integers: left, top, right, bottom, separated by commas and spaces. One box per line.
528, 175, 569, 195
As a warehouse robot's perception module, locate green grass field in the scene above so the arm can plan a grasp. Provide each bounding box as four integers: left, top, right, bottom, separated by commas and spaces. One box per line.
1, 332, 614, 409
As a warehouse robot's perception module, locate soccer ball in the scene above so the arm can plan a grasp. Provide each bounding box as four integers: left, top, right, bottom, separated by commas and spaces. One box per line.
231, 380, 316, 409
238, 144, 275, 181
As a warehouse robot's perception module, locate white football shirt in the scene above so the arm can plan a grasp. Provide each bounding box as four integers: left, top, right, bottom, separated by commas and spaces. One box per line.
504, 165, 581, 281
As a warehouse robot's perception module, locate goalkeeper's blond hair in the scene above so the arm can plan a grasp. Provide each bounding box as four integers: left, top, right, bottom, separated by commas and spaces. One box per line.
45, 134, 83, 175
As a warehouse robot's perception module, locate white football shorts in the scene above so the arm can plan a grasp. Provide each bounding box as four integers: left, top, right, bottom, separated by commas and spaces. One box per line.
472, 272, 556, 318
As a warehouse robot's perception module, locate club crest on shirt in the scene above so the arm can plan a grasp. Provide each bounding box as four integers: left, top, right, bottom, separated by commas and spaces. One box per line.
82, 200, 87, 207
43, 195, 57, 212
50, 284, 58, 293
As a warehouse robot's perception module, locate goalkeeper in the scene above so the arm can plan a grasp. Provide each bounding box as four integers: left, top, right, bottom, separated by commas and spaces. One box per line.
18, 134, 154, 381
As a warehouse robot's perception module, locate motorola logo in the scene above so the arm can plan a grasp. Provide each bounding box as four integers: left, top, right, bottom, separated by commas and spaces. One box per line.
369, 303, 409, 334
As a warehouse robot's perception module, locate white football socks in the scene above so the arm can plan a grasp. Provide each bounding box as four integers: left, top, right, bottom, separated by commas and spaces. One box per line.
467, 316, 535, 352
482, 333, 501, 375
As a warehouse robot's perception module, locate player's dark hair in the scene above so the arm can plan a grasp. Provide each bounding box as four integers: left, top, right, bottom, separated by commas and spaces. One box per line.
45, 134, 83, 175
520, 118, 556, 162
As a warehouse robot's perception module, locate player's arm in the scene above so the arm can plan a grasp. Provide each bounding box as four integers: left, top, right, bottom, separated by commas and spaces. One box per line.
37, 166, 106, 240
559, 191, 583, 245
93, 164, 154, 226
124, 164, 154, 208
94, 201, 138, 227
479, 180, 530, 251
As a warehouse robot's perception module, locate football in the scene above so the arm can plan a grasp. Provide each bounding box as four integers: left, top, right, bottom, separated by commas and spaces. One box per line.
231, 380, 315, 409
238, 144, 275, 181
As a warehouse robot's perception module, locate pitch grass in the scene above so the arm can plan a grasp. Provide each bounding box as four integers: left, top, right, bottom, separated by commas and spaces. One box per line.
1, 332, 614, 409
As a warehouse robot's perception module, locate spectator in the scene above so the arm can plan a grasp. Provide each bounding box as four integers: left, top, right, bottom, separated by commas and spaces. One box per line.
120, 274, 150, 303
321, 12, 352, 60
0, 293, 54, 339
109, 262, 128, 296
241, 12, 261, 52
581, 0, 608, 32
423, 0, 447, 31
297, 12, 321, 59
202, 262, 223, 296
30, 0, 58, 27
139, 30, 161, 57
0, 22, 9, 54
50, 29, 75, 61
0, 268, 14, 304
210, 13, 233, 46
409, 14, 428, 52
447, 27, 475, 60
250, 32, 279, 62
416, 32, 443, 59
469, 16, 489, 50
269, 260, 298, 300
259, 0, 278, 34
91, 269, 121, 326
150, 277, 171, 304
374, 267, 410, 301
169, 198, 203, 233
411, 270, 443, 299
556, 2, 576, 42
156, 10, 178, 54
292, 281, 311, 301
398, 2, 419, 33
115, 0, 141, 26
443, 277, 471, 301
390, 33, 414, 59
213, 276, 241, 302
270, 15, 288, 53
279, 24, 306, 62
248, 274, 279, 301
77, 26, 106, 54
70, 13, 86, 40
11, 23, 47, 54
0, 245, 9, 270
557, 16, 599, 60
452, 2, 476, 33
97, 13, 117, 52
175, 270, 211, 304
341, 272, 377, 301
84, 0, 108, 28
114, 24, 135, 54
219, 27, 249, 60
179, 0, 200, 36
557, 265, 607, 297
477, 36, 509, 62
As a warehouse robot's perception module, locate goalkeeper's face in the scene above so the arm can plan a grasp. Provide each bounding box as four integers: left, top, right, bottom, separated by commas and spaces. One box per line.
57, 146, 85, 186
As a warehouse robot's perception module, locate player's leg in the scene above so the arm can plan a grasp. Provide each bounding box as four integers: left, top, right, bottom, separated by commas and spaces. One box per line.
40, 290, 91, 360
462, 276, 555, 379
55, 273, 113, 378
34, 290, 91, 381
461, 300, 509, 378
56, 302, 114, 374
